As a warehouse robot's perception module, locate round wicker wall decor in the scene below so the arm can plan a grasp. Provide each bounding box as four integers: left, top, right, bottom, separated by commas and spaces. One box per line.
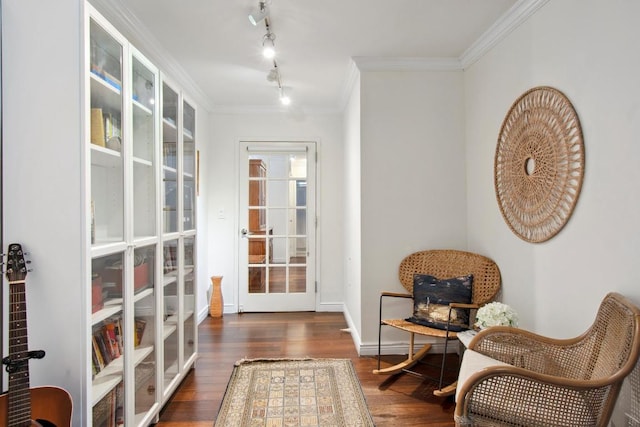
495, 86, 584, 243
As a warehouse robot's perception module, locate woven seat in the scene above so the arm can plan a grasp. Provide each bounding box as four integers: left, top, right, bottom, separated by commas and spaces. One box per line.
455, 292, 640, 426
374, 249, 501, 396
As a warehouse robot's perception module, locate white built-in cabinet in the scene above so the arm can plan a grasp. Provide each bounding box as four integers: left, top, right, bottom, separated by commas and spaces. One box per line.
87, 5, 197, 426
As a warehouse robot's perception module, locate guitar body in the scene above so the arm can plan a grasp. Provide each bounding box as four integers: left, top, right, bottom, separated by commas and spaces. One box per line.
0, 386, 72, 426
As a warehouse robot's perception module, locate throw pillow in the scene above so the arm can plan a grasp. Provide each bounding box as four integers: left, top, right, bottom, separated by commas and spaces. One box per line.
406, 274, 473, 332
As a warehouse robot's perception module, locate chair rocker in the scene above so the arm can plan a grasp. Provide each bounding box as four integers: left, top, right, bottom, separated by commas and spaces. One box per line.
373, 249, 501, 397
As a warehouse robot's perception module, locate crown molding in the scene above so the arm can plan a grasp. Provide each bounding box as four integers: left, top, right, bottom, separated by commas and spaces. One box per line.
352, 56, 462, 71
460, 0, 550, 69
336, 57, 461, 112
89, 0, 214, 112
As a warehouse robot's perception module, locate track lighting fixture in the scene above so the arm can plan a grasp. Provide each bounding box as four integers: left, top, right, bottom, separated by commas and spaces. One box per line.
248, 1, 269, 26
249, 0, 292, 106
262, 32, 276, 59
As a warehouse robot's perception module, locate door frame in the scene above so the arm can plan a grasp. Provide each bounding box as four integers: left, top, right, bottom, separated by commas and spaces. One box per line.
235, 139, 318, 312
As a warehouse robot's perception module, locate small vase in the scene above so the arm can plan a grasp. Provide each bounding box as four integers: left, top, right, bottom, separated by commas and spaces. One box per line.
209, 276, 223, 318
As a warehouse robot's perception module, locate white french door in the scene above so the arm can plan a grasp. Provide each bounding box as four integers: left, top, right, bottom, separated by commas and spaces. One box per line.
238, 141, 316, 312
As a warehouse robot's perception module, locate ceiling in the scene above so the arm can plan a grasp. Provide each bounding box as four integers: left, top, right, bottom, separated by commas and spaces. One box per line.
95, 0, 521, 113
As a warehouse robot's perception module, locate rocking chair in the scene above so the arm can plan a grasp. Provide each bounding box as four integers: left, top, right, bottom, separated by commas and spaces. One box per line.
374, 249, 501, 396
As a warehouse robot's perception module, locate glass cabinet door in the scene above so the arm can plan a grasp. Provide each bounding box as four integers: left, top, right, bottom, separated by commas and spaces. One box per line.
183, 237, 196, 364
183, 101, 196, 231
90, 18, 124, 246
133, 245, 157, 423
91, 252, 125, 427
162, 239, 179, 390
132, 54, 158, 240
162, 83, 179, 234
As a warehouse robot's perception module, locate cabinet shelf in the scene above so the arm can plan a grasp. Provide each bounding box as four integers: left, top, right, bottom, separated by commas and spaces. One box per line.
163, 165, 178, 176
92, 374, 122, 407
163, 320, 177, 340
91, 344, 154, 406
91, 144, 122, 168
162, 118, 178, 143
92, 304, 122, 326
90, 71, 121, 112
133, 156, 153, 167
133, 99, 152, 116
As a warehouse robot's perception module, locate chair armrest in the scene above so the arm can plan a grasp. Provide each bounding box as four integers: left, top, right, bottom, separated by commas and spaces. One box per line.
450, 302, 479, 309
455, 364, 617, 426
468, 326, 591, 376
380, 291, 412, 299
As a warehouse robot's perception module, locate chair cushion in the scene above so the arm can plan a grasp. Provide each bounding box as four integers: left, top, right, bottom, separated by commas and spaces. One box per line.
405, 274, 473, 332
455, 349, 510, 402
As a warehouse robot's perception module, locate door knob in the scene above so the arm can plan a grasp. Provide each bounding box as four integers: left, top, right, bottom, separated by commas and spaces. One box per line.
241, 228, 248, 237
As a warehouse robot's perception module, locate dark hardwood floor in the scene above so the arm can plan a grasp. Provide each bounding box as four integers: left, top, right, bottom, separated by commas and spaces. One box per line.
155, 312, 457, 426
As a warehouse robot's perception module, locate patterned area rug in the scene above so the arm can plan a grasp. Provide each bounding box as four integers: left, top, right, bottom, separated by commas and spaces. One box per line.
214, 358, 375, 427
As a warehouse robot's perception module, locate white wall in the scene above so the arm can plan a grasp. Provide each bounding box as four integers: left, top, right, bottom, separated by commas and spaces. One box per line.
465, 0, 640, 337
194, 104, 211, 322
342, 72, 362, 345
205, 112, 345, 312
464, 1, 640, 423
357, 69, 468, 352
2, 0, 85, 423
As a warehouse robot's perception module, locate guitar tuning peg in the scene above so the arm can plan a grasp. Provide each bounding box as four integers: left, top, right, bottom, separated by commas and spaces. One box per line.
26, 260, 32, 264
27, 269, 34, 273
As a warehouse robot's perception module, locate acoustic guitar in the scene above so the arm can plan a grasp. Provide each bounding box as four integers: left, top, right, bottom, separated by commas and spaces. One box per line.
0, 243, 72, 426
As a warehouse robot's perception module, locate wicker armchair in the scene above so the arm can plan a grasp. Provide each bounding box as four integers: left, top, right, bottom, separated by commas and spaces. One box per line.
373, 249, 501, 396
455, 292, 640, 427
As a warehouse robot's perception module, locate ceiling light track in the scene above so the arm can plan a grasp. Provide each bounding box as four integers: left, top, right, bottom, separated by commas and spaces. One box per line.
248, 0, 291, 106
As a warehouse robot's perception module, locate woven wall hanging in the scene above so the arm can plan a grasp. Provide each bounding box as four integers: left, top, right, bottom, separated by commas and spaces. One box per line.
495, 86, 585, 243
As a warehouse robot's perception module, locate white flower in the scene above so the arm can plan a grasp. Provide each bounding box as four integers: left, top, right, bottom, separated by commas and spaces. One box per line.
475, 302, 519, 328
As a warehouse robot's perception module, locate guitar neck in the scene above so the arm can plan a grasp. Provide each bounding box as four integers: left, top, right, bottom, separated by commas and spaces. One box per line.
7, 279, 33, 425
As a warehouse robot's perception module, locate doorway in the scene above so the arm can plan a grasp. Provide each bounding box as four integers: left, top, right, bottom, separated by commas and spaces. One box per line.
238, 141, 316, 312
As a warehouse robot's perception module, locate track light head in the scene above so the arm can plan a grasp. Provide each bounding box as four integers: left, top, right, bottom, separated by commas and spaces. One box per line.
262, 32, 276, 59
279, 87, 291, 106
248, 1, 269, 26
266, 68, 279, 82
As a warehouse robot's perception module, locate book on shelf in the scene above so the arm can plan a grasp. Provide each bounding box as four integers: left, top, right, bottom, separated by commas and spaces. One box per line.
134, 318, 147, 347
91, 108, 106, 147
104, 323, 120, 359
92, 316, 124, 375
92, 335, 105, 374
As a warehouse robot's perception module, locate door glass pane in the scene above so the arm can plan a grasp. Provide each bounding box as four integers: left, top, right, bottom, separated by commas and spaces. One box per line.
248, 266, 266, 294
91, 252, 125, 426
245, 151, 308, 296
90, 19, 124, 246
289, 266, 306, 293
268, 266, 286, 293
183, 237, 196, 363
162, 240, 179, 389
162, 84, 178, 233
133, 245, 157, 420
132, 56, 156, 240
183, 102, 196, 231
